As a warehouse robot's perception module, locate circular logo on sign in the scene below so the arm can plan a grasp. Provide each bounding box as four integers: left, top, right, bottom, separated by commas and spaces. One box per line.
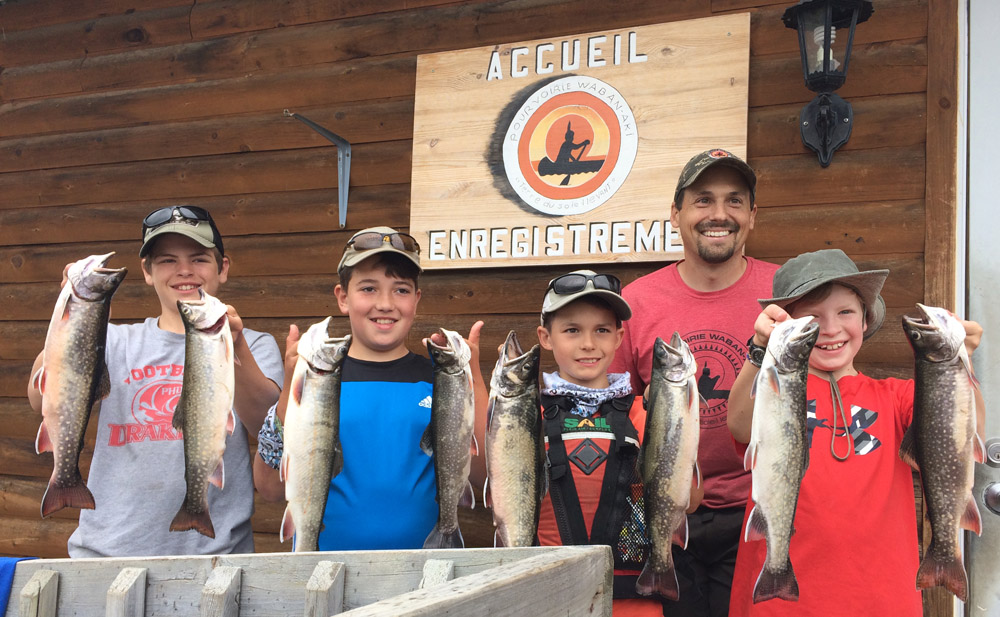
502, 76, 637, 216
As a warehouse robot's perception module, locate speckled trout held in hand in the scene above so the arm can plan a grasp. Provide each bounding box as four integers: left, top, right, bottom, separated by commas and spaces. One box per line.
421, 328, 477, 549
34, 253, 126, 517
169, 290, 235, 539
900, 303, 984, 602
281, 318, 350, 552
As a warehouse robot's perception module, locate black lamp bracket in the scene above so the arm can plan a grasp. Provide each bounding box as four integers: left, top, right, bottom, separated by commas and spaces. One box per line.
800, 92, 853, 167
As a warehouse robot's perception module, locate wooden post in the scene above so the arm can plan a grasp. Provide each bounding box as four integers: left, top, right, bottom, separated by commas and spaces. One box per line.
418, 559, 454, 589
18, 570, 58, 617
304, 561, 345, 617
200, 566, 241, 617
106, 567, 147, 617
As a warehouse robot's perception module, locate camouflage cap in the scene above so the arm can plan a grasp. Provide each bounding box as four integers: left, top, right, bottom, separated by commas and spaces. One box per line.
673, 148, 757, 206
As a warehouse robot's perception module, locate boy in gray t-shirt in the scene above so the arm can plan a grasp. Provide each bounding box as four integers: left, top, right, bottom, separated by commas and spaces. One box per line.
28, 206, 283, 557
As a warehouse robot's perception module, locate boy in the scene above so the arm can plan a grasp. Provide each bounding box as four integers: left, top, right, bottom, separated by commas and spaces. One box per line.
535, 269, 703, 617
27, 205, 283, 557
254, 226, 487, 550
726, 249, 986, 616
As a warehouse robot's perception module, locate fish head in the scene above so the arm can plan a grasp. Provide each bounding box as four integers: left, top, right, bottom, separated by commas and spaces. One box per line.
297, 317, 350, 372
176, 289, 229, 334
492, 334, 540, 397
67, 252, 127, 301
767, 315, 820, 372
902, 303, 965, 363
652, 333, 697, 384
425, 328, 472, 374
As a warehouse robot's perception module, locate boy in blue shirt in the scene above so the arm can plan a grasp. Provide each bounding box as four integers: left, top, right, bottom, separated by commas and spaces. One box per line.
254, 226, 485, 549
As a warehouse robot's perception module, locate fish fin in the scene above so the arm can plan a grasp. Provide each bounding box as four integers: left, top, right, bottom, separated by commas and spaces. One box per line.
460, 479, 475, 509
423, 525, 465, 549
959, 345, 980, 388
32, 366, 45, 394
279, 452, 289, 483
752, 562, 799, 604
419, 424, 433, 456
693, 461, 703, 489
750, 372, 757, 399
40, 476, 95, 518
280, 504, 295, 543
743, 442, 757, 472
687, 379, 698, 409
973, 432, 986, 465
493, 529, 506, 548
764, 366, 781, 394
169, 503, 216, 538
171, 406, 184, 433
471, 433, 479, 458
482, 476, 491, 508
961, 494, 983, 535
331, 446, 344, 478
915, 550, 969, 602
35, 422, 53, 454
672, 516, 689, 549
635, 560, 679, 601
744, 504, 767, 542
226, 408, 236, 435
209, 458, 225, 490
486, 398, 496, 433
96, 360, 111, 401
898, 425, 919, 471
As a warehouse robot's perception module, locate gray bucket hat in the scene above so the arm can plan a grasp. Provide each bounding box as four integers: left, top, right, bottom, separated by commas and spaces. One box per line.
674, 148, 757, 206
541, 270, 632, 324
759, 249, 889, 339
337, 226, 422, 272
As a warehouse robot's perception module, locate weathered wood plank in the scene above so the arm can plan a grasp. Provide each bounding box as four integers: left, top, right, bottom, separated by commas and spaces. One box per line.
201, 566, 241, 617
748, 93, 926, 158
753, 146, 925, 208
18, 569, 58, 617
0, 141, 412, 211
0, 55, 417, 139
304, 561, 345, 617
0, 0, 189, 33
749, 38, 928, 108
0, 516, 77, 559
0, 185, 410, 248
0, 99, 414, 174
106, 567, 147, 617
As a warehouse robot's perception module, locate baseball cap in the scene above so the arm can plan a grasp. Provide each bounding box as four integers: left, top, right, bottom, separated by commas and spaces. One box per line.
139, 206, 224, 258
674, 148, 757, 206
759, 249, 889, 339
337, 226, 422, 271
541, 270, 632, 324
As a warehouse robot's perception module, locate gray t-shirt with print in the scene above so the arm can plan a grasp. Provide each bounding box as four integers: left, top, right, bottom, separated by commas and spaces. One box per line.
67, 318, 283, 558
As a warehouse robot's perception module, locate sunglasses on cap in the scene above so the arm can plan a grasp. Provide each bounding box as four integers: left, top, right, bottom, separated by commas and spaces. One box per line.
347, 231, 421, 255
141, 206, 224, 256
547, 273, 622, 296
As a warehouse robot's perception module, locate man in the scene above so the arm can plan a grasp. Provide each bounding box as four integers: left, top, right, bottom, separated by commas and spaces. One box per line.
610, 149, 777, 617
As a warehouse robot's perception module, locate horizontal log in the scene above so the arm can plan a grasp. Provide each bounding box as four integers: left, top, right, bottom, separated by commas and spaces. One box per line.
0, 141, 412, 211
0, 476, 83, 522
752, 145, 925, 208
0, 0, 189, 34
0, 184, 410, 248
0, 55, 418, 139
749, 38, 928, 109
0, 434, 94, 480
0, 99, 414, 174
748, 93, 927, 159
0, 514, 78, 559
747, 200, 925, 257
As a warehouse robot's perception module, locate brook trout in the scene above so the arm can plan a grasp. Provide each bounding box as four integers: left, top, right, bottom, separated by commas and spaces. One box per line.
900, 303, 983, 602
169, 290, 235, 538
636, 333, 701, 600
744, 315, 818, 603
34, 253, 126, 517
485, 331, 545, 547
280, 317, 350, 551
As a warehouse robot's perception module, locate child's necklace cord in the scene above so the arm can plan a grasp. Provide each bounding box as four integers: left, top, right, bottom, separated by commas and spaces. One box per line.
828, 372, 854, 461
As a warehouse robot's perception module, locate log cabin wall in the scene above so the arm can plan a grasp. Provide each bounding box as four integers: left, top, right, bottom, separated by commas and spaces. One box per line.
0, 0, 959, 612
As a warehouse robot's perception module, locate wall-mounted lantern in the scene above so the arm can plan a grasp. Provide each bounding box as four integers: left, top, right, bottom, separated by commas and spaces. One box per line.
782, 0, 874, 167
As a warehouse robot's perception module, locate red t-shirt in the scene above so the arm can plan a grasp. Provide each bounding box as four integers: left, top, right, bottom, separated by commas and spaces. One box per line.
729, 374, 922, 617
609, 257, 779, 509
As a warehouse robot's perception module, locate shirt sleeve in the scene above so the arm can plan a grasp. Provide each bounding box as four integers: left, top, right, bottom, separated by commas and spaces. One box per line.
245, 330, 284, 389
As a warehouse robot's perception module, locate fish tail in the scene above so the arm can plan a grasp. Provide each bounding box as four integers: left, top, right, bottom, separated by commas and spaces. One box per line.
635, 560, 679, 601
916, 550, 969, 602
422, 524, 465, 549
752, 562, 799, 603
169, 501, 216, 539
40, 478, 95, 517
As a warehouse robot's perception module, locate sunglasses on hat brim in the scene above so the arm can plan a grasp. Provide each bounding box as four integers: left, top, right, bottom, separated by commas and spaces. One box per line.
347, 231, 421, 255
547, 273, 622, 296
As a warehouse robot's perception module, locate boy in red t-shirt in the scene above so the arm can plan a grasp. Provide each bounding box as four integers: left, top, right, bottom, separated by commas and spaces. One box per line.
535, 269, 703, 616
726, 249, 985, 617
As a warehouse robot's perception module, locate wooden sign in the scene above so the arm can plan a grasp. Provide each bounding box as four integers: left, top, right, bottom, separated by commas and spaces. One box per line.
410, 14, 750, 269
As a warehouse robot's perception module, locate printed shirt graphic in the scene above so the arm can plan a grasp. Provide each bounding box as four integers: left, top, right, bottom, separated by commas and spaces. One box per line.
729, 374, 922, 617
68, 318, 283, 558
609, 258, 779, 509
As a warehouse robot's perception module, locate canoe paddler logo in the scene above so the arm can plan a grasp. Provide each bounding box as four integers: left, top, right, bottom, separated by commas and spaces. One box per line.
500, 76, 637, 215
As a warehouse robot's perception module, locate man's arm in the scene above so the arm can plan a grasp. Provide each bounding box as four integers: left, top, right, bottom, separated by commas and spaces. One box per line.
728, 305, 788, 444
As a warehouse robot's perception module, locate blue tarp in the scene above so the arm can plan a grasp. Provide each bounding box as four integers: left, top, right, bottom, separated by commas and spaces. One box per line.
0, 558, 36, 615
